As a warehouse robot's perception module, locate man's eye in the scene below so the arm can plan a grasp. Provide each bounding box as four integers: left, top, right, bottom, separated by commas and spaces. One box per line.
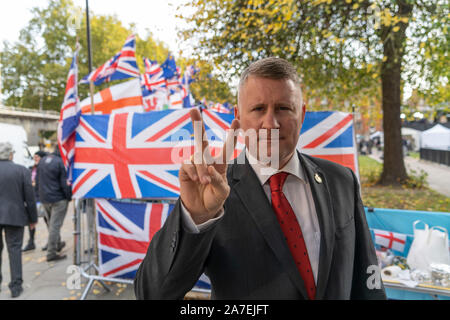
252, 106, 264, 111
279, 106, 291, 111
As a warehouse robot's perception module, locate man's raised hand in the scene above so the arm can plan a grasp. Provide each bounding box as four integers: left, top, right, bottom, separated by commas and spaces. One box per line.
179, 108, 240, 225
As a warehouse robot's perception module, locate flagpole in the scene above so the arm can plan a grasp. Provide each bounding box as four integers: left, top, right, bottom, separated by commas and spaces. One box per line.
84, 0, 99, 278
85, 0, 95, 115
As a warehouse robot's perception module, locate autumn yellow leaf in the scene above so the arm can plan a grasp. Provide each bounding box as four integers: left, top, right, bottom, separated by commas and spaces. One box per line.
392, 26, 400, 32
400, 17, 409, 23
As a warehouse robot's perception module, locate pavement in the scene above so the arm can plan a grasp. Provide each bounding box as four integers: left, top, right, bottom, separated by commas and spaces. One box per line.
368, 149, 450, 198
0, 202, 211, 300
0, 202, 136, 300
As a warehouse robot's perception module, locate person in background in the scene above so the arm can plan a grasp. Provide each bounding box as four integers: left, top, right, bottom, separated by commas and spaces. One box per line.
36, 144, 72, 262
22, 150, 48, 252
0, 142, 37, 298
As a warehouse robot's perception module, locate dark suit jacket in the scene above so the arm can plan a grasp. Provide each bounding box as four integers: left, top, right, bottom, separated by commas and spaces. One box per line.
134, 152, 386, 300
0, 160, 37, 227
36, 153, 71, 203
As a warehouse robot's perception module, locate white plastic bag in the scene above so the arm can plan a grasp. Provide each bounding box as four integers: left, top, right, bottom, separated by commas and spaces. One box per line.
427, 226, 450, 266
407, 221, 450, 271
407, 221, 430, 271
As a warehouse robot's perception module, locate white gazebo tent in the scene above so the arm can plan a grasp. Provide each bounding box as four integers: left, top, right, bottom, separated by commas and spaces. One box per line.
401, 127, 421, 151
420, 124, 450, 151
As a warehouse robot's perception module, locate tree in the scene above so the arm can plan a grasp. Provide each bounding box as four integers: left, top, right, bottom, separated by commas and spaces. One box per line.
177, 57, 236, 104
0, 0, 233, 112
1, 0, 137, 110
180, 0, 448, 185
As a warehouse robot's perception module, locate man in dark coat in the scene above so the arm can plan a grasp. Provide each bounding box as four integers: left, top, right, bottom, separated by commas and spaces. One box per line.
22, 150, 48, 252
0, 142, 37, 298
36, 146, 72, 262
135, 58, 386, 300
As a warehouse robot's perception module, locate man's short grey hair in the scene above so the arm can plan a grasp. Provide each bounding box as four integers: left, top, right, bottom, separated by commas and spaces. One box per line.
237, 57, 302, 102
0, 142, 14, 160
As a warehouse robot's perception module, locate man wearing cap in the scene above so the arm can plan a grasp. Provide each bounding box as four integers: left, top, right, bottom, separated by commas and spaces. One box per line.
0, 142, 37, 298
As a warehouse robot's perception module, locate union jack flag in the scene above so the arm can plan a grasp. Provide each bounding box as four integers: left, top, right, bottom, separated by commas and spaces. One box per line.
57, 45, 80, 182
95, 198, 211, 290
140, 58, 169, 111
180, 65, 199, 109
95, 199, 173, 279
72, 109, 195, 199
80, 35, 139, 86
72, 110, 357, 199
141, 58, 166, 91
202, 109, 245, 159
297, 111, 358, 174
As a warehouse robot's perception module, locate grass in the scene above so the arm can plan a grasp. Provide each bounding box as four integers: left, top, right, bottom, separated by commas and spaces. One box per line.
408, 151, 420, 159
358, 156, 450, 212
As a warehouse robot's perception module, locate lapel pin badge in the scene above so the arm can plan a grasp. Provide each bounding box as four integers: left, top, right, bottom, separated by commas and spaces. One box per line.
314, 173, 322, 184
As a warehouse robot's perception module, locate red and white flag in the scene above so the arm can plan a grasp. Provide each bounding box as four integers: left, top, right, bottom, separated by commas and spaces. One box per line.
373, 229, 407, 252
80, 78, 144, 114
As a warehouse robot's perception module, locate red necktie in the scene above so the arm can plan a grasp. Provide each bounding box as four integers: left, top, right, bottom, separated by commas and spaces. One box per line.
269, 172, 316, 300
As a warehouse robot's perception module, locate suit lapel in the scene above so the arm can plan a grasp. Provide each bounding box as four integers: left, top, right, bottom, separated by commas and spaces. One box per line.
298, 152, 335, 300
231, 154, 310, 299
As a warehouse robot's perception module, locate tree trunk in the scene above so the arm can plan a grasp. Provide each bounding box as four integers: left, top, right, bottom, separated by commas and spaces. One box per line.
378, 1, 413, 186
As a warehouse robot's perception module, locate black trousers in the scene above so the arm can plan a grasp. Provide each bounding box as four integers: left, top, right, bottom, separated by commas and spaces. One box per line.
0, 225, 24, 290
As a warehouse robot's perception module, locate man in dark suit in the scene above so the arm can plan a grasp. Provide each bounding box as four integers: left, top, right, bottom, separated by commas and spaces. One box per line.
134, 57, 386, 300
0, 142, 37, 298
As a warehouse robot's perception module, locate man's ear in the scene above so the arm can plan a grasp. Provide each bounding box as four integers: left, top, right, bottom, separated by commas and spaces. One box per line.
234, 105, 239, 120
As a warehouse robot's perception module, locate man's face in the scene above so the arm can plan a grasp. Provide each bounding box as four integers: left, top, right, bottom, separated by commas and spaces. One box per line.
235, 76, 305, 168
34, 154, 41, 166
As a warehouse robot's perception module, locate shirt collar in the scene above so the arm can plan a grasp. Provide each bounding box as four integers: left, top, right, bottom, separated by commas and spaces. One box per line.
245, 148, 307, 186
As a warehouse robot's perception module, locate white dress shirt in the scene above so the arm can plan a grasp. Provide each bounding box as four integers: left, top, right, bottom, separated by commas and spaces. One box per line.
180, 150, 321, 283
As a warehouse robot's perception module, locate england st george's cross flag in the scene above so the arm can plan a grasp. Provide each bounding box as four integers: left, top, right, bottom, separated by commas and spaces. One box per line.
80, 78, 145, 115
71, 109, 358, 199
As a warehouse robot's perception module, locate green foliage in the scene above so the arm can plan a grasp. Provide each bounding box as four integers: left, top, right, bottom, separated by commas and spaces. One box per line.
358, 154, 383, 185
403, 168, 428, 189
180, 0, 448, 106
0, 0, 234, 111
180, 0, 448, 184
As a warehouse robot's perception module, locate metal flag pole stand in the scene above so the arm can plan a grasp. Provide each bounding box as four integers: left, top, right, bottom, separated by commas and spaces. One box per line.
74, 198, 115, 299
72, 0, 116, 299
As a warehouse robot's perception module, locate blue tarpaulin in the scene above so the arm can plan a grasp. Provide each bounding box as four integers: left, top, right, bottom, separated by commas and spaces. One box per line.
364, 207, 450, 300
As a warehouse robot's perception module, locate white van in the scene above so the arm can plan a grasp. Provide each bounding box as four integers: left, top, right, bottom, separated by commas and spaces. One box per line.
0, 122, 34, 167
